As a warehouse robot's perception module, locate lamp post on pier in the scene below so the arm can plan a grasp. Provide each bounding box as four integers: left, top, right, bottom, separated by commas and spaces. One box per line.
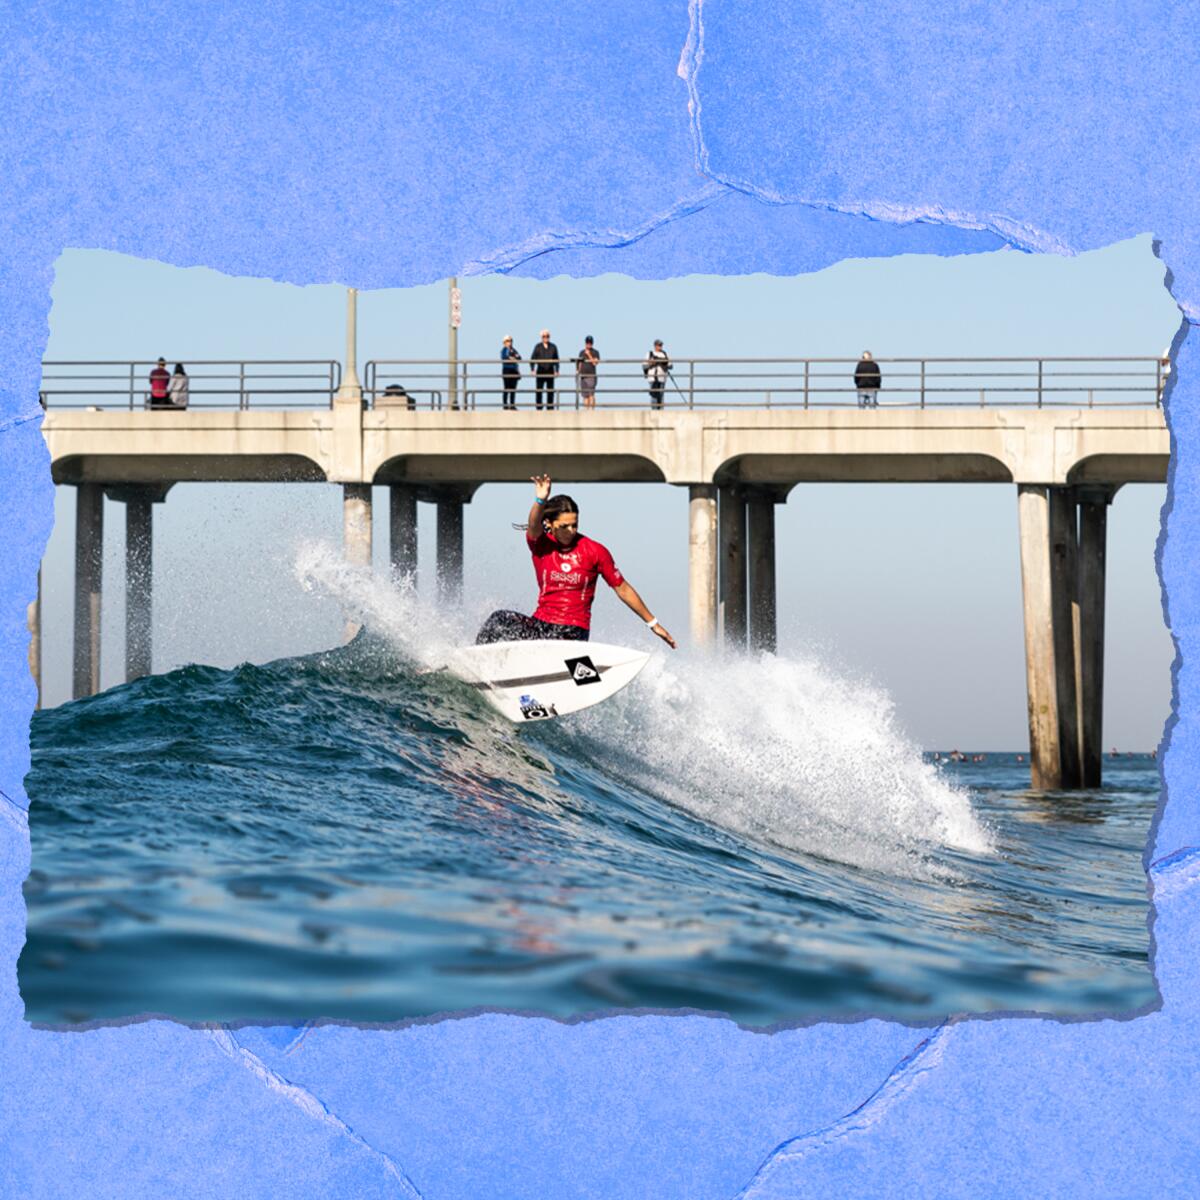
336, 286, 371, 640
336, 286, 362, 405
449, 277, 461, 411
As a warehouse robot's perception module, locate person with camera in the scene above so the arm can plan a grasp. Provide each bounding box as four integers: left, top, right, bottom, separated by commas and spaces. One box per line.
642, 339, 671, 410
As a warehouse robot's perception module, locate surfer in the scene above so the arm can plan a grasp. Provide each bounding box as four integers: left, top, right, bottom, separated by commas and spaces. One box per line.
475, 474, 677, 649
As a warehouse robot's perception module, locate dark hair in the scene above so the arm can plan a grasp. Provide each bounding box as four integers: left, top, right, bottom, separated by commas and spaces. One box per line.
173, 363, 186, 374
542, 495, 579, 525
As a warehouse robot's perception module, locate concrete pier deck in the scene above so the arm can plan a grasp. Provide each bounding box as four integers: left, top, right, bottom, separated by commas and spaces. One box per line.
43, 405, 1168, 487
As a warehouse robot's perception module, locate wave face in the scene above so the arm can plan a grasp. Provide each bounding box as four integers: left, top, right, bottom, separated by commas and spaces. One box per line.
20, 559, 1156, 1025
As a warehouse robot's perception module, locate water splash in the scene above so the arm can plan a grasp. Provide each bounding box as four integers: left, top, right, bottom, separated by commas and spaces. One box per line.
570, 652, 995, 876
292, 540, 466, 669
293, 539, 993, 878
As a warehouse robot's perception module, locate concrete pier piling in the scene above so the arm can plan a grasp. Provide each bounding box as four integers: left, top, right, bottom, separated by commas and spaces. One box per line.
1018, 485, 1063, 789
1018, 483, 1112, 789
342, 483, 373, 641
124, 491, 153, 682
72, 483, 104, 700
389, 485, 418, 583
342, 483, 373, 569
1049, 487, 1082, 789
687, 485, 718, 648
718, 485, 748, 649
746, 489, 778, 655
435, 493, 464, 604
1077, 487, 1113, 788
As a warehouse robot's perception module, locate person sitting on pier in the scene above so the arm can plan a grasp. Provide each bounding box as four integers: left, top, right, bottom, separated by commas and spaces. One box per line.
148, 358, 171, 409
475, 474, 677, 649
381, 382, 415, 411
168, 363, 190, 409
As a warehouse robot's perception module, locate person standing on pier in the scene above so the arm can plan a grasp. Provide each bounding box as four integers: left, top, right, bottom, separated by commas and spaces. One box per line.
148, 358, 171, 409
500, 335, 522, 410
854, 351, 881, 408
643, 339, 671, 410
575, 335, 600, 410
530, 329, 560, 411
475, 474, 677, 649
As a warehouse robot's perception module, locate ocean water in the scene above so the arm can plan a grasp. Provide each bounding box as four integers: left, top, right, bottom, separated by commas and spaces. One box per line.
19, 554, 1159, 1026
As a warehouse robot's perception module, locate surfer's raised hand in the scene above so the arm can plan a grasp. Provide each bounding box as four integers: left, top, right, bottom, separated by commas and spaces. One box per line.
650, 622, 677, 650
531, 474, 552, 501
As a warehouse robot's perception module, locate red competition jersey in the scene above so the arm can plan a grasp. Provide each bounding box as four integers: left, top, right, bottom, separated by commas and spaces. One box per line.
527, 531, 624, 629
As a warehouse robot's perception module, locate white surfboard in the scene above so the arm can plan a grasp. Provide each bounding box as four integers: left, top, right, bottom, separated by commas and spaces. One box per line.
444, 639, 650, 722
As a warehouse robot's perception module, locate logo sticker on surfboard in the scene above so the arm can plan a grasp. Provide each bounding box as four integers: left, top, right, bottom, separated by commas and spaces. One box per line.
565, 656, 601, 685
519, 694, 558, 720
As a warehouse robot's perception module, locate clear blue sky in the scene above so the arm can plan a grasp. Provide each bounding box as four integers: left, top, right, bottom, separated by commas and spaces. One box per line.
39, 238, 1179, 747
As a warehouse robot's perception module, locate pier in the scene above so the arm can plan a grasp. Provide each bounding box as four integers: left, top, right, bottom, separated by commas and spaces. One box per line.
37, 301, 1168, 790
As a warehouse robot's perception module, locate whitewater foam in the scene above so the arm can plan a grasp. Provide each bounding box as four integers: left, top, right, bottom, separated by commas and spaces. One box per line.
293, 540, 994, 877
572, 652, 995, 877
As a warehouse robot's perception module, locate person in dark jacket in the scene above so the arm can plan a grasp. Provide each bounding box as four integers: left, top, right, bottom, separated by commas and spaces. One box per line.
500, 336, 522, 410
854, 351, 881, 408
529, 329, 560, 411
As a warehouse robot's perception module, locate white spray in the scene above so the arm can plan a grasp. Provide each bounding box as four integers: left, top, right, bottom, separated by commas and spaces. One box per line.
572, 652, 995, 877
294, 540, 995, 877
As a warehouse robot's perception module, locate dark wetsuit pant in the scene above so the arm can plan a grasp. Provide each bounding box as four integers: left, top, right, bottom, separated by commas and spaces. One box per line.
475, 610, 589, 644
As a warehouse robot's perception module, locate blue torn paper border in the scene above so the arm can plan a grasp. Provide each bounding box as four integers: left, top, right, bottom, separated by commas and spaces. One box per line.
2, 3, 1198, 1195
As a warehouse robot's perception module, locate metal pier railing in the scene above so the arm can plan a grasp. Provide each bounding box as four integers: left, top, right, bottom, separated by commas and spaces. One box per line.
38, 356, 1166, 411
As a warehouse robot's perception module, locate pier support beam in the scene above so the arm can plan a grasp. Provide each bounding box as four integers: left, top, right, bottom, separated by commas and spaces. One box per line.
72, 483, 104, 699
436, 493, 464, 604
1049, 487, 1082, 789
747, 489, 780, 654
389, 485, 418, 584
342, 484, 373, 569
342, 483, 373, 641
1017, 484, 1089, 790
106, 484, 172, 685
688, 485, 718, 648
1017, 486, 1060, 788
124, 491, 154, 682
27, 566, 41, 710
1077, 486, 1115, 787
718, 485, 747, 650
